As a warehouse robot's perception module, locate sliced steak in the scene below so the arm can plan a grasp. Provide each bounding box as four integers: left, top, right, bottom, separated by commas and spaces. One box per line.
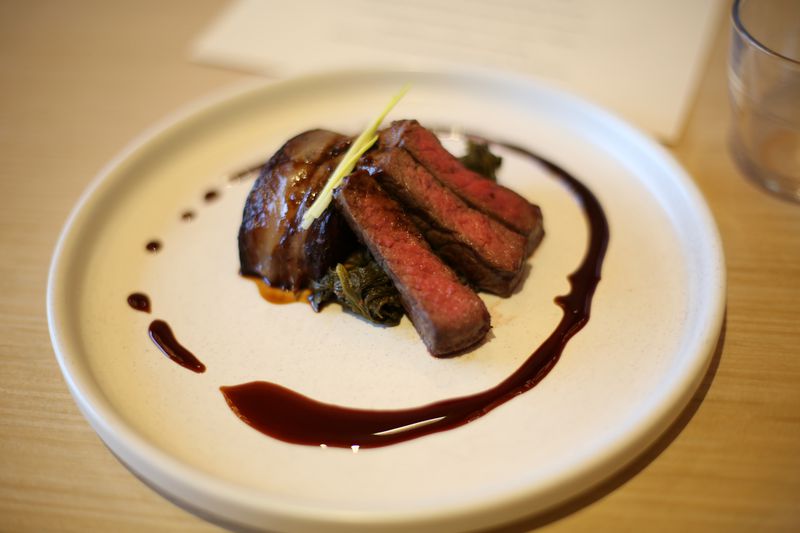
334, 170, 490, 356
360, 148, 527, 296
238, 129, 356, 291
379, 120, 544, 254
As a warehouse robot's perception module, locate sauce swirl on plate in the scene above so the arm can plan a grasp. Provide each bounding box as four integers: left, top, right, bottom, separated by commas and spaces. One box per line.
124, 134, 608, 448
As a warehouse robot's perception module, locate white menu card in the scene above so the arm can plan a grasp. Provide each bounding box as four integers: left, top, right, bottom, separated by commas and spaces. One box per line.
192, 0, 725, 143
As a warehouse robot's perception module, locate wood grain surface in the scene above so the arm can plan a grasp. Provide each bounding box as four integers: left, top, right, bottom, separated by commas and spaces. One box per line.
1, 1, 798, 532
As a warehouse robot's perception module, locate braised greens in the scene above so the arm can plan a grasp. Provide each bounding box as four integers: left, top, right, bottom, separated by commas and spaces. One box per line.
459, 140, 502, 181
309, 249, 404, 326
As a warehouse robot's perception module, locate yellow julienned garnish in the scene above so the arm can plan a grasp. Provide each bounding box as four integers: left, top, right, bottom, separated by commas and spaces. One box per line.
300, 84, 410, 230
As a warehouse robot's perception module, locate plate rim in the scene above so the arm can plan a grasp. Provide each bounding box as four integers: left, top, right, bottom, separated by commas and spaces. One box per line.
47, 67, 726, 532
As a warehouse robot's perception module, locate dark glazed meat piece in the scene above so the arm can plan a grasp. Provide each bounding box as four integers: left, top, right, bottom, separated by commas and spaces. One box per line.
379, 120, 544, 254
238, 130, 357, 291
360, 148, 527, 297
334, 171, 491, 356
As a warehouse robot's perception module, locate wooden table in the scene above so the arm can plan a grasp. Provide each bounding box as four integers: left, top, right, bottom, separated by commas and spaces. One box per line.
2, 1, 798, 531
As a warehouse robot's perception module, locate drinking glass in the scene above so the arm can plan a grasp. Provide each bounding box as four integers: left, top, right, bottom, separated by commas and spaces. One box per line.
728, 0, 800, 201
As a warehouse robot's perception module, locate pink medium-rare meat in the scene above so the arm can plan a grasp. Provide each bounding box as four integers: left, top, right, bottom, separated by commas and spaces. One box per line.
360, 148, 527, 297
334, 170, 491, 356
238, 129, 356, 291
379, 120, 544, 254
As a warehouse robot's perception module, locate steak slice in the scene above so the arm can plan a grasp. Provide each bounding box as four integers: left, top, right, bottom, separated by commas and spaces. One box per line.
379, 120, 544, 254
360, 148, 527, 297
334, 170, 490, 356
238, 129, 356, 291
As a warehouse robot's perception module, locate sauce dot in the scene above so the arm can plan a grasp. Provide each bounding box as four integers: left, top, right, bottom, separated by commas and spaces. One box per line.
127, 293, 151, 313
146, 240, 162, 253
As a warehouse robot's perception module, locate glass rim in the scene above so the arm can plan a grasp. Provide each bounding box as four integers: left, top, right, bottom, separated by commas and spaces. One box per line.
732, 0, 800, 66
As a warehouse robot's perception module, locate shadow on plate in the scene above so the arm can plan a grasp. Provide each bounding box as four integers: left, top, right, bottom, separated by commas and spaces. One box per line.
486, 315, 727, 533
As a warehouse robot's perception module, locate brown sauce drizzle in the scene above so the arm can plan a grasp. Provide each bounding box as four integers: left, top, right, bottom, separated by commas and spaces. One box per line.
148, 319, 206, 373
127, 293, 151, 313
243, 275, 311, 304
220, 139, 609, 449
133, 166, 257, 371
229, 162, 265, 182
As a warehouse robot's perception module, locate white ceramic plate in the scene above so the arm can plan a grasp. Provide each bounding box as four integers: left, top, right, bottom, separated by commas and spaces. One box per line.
48, 70, 725, 532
